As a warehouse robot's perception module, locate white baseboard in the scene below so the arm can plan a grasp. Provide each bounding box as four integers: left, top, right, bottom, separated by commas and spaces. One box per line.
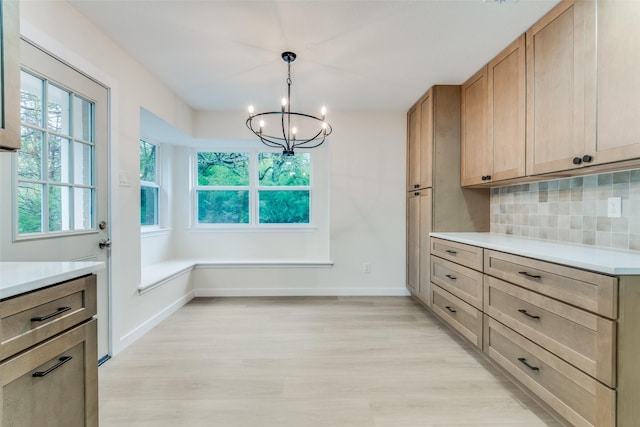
194, 287, 410, 297
114, 290, 195, 356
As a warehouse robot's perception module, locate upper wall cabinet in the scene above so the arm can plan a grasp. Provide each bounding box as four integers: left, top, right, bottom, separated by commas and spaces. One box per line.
461, 66, 489, 186
462, 35, 526, 187
488, 35, 526, 182
406, 92, 433, 192
0, 0, 20, 151
526, 0, 589, 176
585, 0, 640, 166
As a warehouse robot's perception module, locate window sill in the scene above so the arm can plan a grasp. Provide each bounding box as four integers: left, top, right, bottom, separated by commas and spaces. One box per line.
141, 227, 172, 237
188, 225, 317, 233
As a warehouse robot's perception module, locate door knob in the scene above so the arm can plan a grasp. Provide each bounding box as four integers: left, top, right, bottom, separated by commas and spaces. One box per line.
98, 239, 112, 249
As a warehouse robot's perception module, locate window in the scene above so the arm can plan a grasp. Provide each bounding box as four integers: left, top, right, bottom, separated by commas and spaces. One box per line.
16, 70, 95, 235
140, 139, 159, 226
195, 150, 311, 225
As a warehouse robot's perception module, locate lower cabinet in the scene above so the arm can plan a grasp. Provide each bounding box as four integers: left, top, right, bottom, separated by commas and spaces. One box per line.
0, 274, 98, 427
431, 285, 482, 349
485, 317, 615, 427
425, 236, 640, 426
1, 319, 98, 426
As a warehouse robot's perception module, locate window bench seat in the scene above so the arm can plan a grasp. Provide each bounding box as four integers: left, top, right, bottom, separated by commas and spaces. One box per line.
138, 259, 334, 295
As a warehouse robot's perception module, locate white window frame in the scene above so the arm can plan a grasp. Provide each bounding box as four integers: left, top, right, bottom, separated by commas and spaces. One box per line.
140, 138, 160, 229
192, 148, 314, 229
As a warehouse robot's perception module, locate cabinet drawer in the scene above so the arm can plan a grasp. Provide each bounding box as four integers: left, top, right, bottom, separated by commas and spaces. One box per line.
431, 256, 483, 309
431, 238, 483, 270
1, 319, 98, 427
431, 284, 482, 348
484, 275, 616, 387
0, 275, 97, 361
484, 317, 615, 427
484, 249, 617, 318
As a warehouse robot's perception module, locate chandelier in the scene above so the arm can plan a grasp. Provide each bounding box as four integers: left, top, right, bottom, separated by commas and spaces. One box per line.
246, 51, 333, 156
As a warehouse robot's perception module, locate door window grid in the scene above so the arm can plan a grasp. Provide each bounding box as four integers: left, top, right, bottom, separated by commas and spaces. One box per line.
16, 69, 96, 236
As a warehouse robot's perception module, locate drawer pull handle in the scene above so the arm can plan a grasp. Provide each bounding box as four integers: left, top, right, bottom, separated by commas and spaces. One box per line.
445, 274, 457, 280
445, 250, 457, 255
518, 271, 541, 279
517, 357, 540, 372
31, 306, 72, 322
518, 309, 541, 320
32, 356, 73, 378
445, 306, 457, 313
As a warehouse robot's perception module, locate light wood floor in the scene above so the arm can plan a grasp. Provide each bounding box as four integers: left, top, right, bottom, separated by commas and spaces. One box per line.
98, 296, 561, 427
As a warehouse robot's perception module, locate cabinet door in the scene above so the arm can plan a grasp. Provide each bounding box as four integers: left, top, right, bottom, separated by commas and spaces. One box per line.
1, 319, 98, 427
526, 0, 588, 175
417, 189, 432, 306
407, 189, 432, 303
461, 66, 490, 186
406, 105, 421, 192
0, 0, 20, 151
418, 91, 433, 190
488, 35, 526, 182
587, 0, 640, 165
407, 192, 420, 294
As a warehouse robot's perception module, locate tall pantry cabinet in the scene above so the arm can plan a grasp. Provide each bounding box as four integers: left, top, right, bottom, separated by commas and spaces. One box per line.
406, 86, 489, 306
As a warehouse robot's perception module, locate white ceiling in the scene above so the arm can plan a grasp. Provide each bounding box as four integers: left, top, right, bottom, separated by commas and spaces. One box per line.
68, 0, 559, 113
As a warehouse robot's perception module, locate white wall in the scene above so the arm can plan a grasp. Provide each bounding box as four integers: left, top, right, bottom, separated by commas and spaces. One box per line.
15, 0, 195, 355
7, 1, 409, 355
188, 111, 407, 296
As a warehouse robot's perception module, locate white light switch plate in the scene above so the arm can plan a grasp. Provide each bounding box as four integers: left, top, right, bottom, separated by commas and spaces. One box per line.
607, 197, 622, 218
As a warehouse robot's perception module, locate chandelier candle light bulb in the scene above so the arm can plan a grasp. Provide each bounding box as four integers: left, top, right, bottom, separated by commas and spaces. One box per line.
246, 51, 333, 156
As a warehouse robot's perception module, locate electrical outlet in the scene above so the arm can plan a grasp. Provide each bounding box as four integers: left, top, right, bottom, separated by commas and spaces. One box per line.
607, 197, 622, 218
363, 262, 371, 274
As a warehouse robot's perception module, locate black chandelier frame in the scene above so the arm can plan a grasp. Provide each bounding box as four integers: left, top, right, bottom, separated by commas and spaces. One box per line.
246, 51, 333, 156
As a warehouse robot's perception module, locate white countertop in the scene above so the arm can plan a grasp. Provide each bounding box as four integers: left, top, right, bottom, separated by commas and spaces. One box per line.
0, 262, 105, 299
429, 232, 640, 275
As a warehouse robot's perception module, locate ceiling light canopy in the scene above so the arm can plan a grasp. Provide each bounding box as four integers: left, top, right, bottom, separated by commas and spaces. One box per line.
246, 51, 333, 156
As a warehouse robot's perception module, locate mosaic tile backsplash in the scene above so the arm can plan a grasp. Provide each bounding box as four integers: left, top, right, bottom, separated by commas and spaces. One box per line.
490, 169, 640, 252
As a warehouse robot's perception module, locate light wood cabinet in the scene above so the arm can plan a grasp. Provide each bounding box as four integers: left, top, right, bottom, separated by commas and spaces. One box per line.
406, 92, 432, 192
484, 249, 618, 319
488, 35, 526, 182
485, 316, 615, 427
431, 256, 483, 310
584, 0, 640, 167
1, 320, 98, 427
407, 189, 432, 305
406, 86, 489, 300
428, 236, 640, 426
0, 0, 21, 151
1, 275, 98, 426
461, 66, 489, 186
526, 0, 590, 176
485, 275, 616, 387
431, 284, 483, 349
428, 238, 484, 347
462, 35, 526, 187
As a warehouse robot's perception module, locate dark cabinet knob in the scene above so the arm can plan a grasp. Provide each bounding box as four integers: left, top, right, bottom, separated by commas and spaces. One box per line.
486, 175, 491, 180
481, 175, 492, 181
414, 184, 419, 189
572, 157, 582, 165
481, 176, 487, 181
582, 154, 593, 163
414, 192, 420, 196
